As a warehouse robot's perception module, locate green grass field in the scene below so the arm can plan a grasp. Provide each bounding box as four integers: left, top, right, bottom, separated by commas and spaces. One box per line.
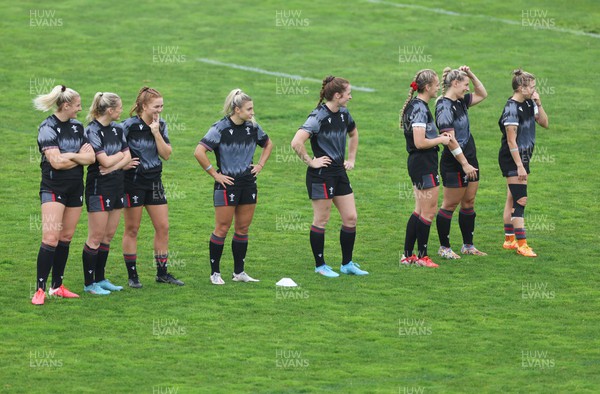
1, 0, 599, 392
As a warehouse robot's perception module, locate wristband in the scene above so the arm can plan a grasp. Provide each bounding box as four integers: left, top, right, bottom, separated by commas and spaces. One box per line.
450, 147, 463, 157
205, 164, 212, 171
510, 148, 518, 152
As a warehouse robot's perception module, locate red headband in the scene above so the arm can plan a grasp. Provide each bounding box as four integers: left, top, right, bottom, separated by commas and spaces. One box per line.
410, 81, 418, 91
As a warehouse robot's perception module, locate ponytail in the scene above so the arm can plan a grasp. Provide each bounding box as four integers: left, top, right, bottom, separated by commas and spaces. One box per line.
439, 67, 468, 101
223, 88, 252, 117
512, 69, 536, 92
33, 85, 79, 112
130, 86, 161, 117
318, 75, 349, 106
400, 69, 437, 129
86, 92, 121, 123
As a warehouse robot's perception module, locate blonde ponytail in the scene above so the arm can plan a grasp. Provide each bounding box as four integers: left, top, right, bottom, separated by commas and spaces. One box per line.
33, 85, 79, 112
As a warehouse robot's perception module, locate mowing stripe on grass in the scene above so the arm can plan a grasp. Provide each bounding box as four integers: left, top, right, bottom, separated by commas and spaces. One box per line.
196, 58, 377, 92
368, 0, 600, 39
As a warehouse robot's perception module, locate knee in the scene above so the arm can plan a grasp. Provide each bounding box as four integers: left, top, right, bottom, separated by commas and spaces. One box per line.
156, 222, 169, 237
313, 217, 329, 228
124, 225, 139, 239
343, 213, 357, 228
234, 224, 250, 235
42, 234, 59, 247
214, 224, 231, 238
516, 196, 527, 206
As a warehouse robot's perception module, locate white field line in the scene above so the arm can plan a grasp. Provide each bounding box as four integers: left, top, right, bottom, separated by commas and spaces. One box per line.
196, 58, 376, 92
368, 0, 600, 39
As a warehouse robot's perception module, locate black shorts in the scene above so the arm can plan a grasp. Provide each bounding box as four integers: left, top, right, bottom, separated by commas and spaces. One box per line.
306, 168, 353, 200
39, 178, 84, 207
440, 150, 480, 188
86, 192, 125, 212
124, 179, 167, 208
214, 183, 258, 207
407, 150, 439, 190
499, 150, 532, 177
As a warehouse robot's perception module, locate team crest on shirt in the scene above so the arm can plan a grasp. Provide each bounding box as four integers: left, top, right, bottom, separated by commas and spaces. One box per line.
341, 114, 344, 122
139, 124, 144, 130
57, 127, 61, 133
112, 128, 117, 135
72, 125, 78, 132
100, 131, 104, 137
519, 106, 523, 112
246, 127, 251, 135
328, 118, 332, 124
229, 129, 234, 135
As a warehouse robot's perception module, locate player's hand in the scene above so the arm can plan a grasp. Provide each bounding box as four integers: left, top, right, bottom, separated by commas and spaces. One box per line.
150, 114, 161, 135
462, 163, 478, 180
251, 164, 264, 175
310, 156, 332, 168
99, 165, 112, 176
531, 91, 542, 106
459, 65, 471, 74
439, 133, 452, 146
79, 143, 94, 153
123, 157, 140, 170
517, 165, 528, 181
214, 173, 234, 188
344, 160, 355, 170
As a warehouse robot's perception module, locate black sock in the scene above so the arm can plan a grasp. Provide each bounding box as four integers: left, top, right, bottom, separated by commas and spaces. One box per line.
209, 233, 226, 274
416, 216, 432, 258
82, 243, 98, 286
37, 243, 56, 291
232, 233, 248, 274
459, 208, 476, 245
403, 212, 419, 257
310, 225, 326, 268
51, 240, 70, 289
95, 243, 110, 282
155, 254, 168, 276
340, 225, 356, 265
436, 209, 454, 248
124, 254, 138, 279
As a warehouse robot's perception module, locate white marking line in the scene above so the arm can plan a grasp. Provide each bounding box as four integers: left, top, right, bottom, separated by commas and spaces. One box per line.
197, 58, 376, 92
368, 0, 600, 39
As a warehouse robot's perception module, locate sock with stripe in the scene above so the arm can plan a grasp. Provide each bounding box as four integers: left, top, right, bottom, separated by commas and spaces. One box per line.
416, 216, 432, 258
37, 243, 56, 291
310, 225, 326, 268
459, 208, 476, 246
436, 209, 454, 248
82, 244, 98, 286
51, 240, 71, 289
232, 233, 248, 274
124, 254, 138, 279
95, 243, 110, 282
403, 212, 419, 258
209, 233, 225, 274
504, 223, 515, 242
155, 253, 168, 276
515, 228, 527, 247
340, 225, 356, 265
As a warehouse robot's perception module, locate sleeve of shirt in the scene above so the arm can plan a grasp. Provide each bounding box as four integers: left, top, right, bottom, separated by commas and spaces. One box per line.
410, 103, 428, 130
117, 125, 129, 152
464, 93, 472, 108
85, 125, 104, 155
160, 120, 170, 144
347, 110, 356, 132
38, 124, 59, 152
199, 124, 221, 151
503, 102, 520, 126
435, 100, 454, 133
300, 111, 320, 135
256, 123, 269, 148
120, 118, 131, 139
